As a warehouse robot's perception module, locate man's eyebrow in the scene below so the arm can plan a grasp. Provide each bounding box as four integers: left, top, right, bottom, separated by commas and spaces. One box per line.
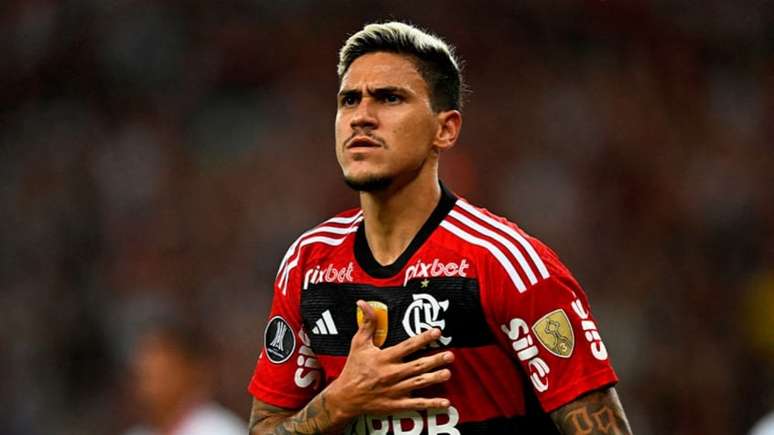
367, 86, 411, 95
337, 86, 412, 98
337, 89, 361, 98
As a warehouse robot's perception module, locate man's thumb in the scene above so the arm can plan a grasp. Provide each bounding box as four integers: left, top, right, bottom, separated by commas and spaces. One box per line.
355, 300, 376, 345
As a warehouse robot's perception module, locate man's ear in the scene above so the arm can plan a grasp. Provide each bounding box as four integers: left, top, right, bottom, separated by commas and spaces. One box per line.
433, 110, 462, 152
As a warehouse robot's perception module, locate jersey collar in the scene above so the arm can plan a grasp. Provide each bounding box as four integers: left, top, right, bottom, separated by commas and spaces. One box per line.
354, 182, 458, 279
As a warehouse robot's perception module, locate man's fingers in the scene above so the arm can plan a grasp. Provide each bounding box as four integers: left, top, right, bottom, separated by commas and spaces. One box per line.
392, 369, 452, 394
352, 300, 376, 347
398, 351, 454, 378
386, 397, 451, 411
385, 328, 443, 358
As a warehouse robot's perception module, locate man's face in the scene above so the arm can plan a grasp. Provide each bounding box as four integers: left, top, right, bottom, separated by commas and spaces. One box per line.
335, 52, 439, 191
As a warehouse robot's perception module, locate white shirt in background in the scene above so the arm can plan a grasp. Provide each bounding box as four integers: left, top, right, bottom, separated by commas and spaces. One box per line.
125, 402, 246, 435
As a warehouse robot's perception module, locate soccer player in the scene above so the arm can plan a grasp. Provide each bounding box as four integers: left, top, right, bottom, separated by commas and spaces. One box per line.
247, 22, 633, 434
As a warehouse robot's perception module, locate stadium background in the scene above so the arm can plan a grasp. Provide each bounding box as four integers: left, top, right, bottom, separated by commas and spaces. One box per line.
1, 0, 772, 433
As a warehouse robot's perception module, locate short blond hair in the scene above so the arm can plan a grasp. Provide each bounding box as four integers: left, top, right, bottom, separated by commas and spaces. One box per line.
337, 21, 464, 111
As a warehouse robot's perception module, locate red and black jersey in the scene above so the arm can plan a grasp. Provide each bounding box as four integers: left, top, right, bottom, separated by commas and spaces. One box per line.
249, 184, 618, 434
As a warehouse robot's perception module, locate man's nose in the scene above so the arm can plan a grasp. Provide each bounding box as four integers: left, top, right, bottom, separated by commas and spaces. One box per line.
350, 98, 378, 130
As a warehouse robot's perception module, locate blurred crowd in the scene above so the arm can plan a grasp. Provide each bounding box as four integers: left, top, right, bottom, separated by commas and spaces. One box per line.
1, 1, 772, 434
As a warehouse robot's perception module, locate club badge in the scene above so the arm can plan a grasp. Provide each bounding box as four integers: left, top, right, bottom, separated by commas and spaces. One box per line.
402, 293, 452, 347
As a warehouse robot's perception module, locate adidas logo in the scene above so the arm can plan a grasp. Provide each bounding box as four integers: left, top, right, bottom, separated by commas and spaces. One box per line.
311, 310, 338, 335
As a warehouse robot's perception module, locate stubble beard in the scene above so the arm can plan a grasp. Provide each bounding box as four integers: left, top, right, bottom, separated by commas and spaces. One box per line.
342, 152, 430, 193
343, 173, 393, 192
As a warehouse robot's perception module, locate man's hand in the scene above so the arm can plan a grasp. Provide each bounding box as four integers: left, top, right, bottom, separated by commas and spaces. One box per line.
324, 300, 454, 421
249, 301, 454, 434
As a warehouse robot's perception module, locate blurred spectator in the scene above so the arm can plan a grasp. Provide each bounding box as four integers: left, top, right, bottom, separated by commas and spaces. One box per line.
123, 321, 245, 435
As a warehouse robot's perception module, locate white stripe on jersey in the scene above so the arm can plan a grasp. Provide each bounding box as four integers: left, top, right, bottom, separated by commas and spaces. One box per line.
440, 220, 527, 292
276, 211, 363, 282
456, 200, 550, 279
449, 209, 538, 285
277, 220, 363, 285
280, 229, 360, 294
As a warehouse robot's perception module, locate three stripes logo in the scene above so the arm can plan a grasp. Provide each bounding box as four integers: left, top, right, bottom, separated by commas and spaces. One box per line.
311, 310, 338, 335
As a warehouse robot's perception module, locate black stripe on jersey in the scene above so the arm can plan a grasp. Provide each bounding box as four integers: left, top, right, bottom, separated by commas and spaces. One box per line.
354, 182, 457, 279
300, 277, 496, 356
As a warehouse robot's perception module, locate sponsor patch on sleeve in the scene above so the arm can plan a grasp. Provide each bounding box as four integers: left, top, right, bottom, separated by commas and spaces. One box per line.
264, 316, 296, 364
532, 309, 574, 358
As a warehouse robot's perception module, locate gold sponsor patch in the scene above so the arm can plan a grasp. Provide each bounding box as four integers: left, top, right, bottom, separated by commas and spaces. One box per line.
532, 309, 574, 358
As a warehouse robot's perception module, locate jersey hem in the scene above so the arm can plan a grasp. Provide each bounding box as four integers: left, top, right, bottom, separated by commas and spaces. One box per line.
540, 366, 619, 413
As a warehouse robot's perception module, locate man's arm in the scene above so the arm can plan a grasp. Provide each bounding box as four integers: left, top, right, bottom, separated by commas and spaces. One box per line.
248, 394, 342, 435
550, 387, 633, 435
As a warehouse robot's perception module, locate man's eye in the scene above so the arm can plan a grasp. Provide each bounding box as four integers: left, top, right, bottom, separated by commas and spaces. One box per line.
341, 95, 358, 107
383, 94, 401, 103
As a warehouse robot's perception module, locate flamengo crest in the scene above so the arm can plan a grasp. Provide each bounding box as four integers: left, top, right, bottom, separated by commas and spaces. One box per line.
402, 293, 452, 346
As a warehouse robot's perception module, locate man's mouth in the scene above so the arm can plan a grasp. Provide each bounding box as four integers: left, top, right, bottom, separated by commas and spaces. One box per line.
346, 135, 383, 149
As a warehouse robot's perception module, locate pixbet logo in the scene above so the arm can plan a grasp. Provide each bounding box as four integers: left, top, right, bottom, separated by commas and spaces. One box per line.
501, 318, 551, 393
403, 258, 470, 286
303, 262, 354, 290
571, 298, 608, 361
403, 293, 452, 346
345, 406, 460, 435
294, 329, 322, 390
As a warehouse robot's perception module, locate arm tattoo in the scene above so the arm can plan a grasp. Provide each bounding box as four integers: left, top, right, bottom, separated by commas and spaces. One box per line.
550, 388, 633, 435
249, 393, 341, 435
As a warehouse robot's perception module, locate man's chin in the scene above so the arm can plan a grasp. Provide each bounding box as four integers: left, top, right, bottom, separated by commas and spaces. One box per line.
343, 175, 393, 192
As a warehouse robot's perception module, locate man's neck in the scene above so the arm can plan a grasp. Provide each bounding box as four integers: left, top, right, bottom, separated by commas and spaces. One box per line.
359, 173, 441, 266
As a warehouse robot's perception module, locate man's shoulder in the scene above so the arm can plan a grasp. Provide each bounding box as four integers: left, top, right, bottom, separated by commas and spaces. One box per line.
274, 208, 362, 292
451, 198, 525, 233
440, 197, 562, 291
444, 196, 551, 258
289, 207, 363, 248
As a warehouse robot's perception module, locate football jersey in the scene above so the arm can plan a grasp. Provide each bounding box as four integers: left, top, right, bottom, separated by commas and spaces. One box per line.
248, 184, 618, 434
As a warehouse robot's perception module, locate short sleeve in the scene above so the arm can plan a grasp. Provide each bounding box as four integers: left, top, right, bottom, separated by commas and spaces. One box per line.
247, 251, 324, 409
480, 242, 619, 413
